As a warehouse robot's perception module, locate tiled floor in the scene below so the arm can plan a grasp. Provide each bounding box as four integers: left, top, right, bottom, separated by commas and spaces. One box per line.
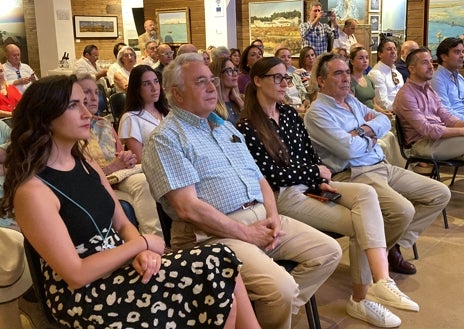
19, 171, 464, 329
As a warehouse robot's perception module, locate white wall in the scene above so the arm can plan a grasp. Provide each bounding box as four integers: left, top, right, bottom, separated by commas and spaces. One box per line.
204, 0, 237, 48
34, 0, 76, 75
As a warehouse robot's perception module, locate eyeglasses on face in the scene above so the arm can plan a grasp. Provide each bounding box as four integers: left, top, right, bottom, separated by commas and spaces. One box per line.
221, 67, 239, 76
392, 71, 400, 85
262, 73, 293, 84
194, 76, 220, 88
160, 51, 174, 57
123, 53, 135, 58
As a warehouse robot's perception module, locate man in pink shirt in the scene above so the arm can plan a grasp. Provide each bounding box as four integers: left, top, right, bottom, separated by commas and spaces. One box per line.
393, 47, 464, 160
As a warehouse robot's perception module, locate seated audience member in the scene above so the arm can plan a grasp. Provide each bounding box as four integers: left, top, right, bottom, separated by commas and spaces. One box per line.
294, 46, 316, 94
0, 63, 21, 117
140, 41, 159, 69
333, 18, 358, 53
251, 39, 265, 53
0, 228, 32, 329
430, 37, 464, 120
349, 46, 405, 167
198, 49, 211, 66
155, 44, 174, 74
0, 120, 15, 230
113, 46, 137, 92
230, 48, 242, 68
206, 45, 217, 57
176, 43, 198, 55
1, 74, 260, 329
368, 38, 404, 113
299, 1, 338, 56
3, 44, 38, 94
77, 75, 162, 236
73, 45, 108, 90
305, 53, 450, 275
393, 47, 464, 160
395, 40, 419, 82
331, 47, 349, 62
237, 57, 417, 328
209, 57, 244, 124
238, 44, 263, 93
142, 53, 342, 329
118, 65, 169, 163
211, 46, 231, 63
275, 47, 310, 113
107, 42, 126, 88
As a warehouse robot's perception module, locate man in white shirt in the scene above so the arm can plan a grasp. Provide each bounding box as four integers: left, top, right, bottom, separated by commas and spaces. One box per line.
333, 18, 358, 53
73, 45, 108, 90
3, 44, 38, 94
140, 41, 159, 69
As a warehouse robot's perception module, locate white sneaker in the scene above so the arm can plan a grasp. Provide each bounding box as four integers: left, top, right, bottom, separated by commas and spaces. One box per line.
346, 295, 401, 328
367, 278, 420, 312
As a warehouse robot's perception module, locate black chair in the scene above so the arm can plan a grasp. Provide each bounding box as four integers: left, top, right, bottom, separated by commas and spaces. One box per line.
97, 83, 109, 117
119, 199, 138, 228
155, 202, 322, 329
395, 118, 464, 230
23, 239, 62, 328
108, 92, 126, 129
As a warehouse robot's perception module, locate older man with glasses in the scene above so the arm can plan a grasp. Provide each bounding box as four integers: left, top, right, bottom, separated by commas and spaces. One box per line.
305, 53, 450, 277
74, 44, 108, 91
143, 53, 342, 329
155, 44, 174, 74
3, 44, 38, 94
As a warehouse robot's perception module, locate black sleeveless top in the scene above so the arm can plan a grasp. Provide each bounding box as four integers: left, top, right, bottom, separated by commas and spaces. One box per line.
37, 158, 120, 257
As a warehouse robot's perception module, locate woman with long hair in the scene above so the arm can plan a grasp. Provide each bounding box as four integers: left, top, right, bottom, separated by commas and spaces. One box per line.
229, 48, 241, 68
237, 44, 262, 93
0, 74, 260, 329
113, 46, 137, 92
209, 57, 244, 124
118, 65, 169, 163
236, 57, 418, 328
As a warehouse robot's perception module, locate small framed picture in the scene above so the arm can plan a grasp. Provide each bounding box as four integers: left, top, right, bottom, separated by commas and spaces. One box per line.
369, 14, 380, 33
369, 0, 381, 12
371, 34, 379, 53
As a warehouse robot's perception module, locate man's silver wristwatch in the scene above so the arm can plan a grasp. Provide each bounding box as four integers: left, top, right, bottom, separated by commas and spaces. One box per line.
356, 127, 365, 138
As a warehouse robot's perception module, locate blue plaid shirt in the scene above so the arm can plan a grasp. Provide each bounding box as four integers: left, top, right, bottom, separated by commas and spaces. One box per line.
299, 22, 338, 56
142, 106, 264, 218
430, 64, 464, 121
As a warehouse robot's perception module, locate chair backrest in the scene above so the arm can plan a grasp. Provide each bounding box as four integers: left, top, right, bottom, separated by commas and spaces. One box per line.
1, 117, 13, 127
23, 239, 59, 326
394, 118, 411, 161
119, 199, 138, 228
97, 83, 109, 117
109, 92, 127, 129
156, 202, 172, 248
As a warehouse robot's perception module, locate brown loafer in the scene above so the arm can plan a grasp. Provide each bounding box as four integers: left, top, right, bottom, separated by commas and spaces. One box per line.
388, 244, 417, 275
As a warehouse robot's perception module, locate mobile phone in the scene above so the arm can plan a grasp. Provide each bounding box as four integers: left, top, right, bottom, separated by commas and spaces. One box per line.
305, 191, 341, 202
323, 10, 334, 17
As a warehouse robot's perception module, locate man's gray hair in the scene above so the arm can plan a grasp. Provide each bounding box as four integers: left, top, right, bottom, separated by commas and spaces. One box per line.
163, 53, 205, 105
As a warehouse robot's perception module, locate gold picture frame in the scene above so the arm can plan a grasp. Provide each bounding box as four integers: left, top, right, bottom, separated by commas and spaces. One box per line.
155, 8, 191, 44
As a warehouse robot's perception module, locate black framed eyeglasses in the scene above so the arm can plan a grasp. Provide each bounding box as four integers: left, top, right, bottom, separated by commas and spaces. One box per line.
263, 73, 293, 84
221, 67, 239, 76
392, 71, 400, 85
15, 70, 21, 79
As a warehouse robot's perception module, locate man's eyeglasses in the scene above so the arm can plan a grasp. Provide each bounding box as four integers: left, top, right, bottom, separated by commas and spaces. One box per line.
15, 70, 21, 79
194, 76, 220, 88
221, 67, 239, 76
392, 71, 400, 85
123, 53, 135, 58
160, 51, 174, 57
262, 73, 293, 84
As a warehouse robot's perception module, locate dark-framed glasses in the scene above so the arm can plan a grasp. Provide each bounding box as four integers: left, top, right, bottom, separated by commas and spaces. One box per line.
194, 76, 220, 88
392, 71, 400, 85
263, 73, 293, 84
15, 70, 21, 79
221, 67, 239, 76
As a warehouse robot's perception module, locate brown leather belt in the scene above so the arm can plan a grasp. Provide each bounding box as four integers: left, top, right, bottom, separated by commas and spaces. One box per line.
241, 200, 258, 210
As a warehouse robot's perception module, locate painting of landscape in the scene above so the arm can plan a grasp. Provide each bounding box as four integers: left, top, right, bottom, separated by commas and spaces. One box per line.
249, 0, 303, 56
428, 0, 464, 59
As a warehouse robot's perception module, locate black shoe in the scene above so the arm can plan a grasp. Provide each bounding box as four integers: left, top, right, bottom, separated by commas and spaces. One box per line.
388, 244, 417, 275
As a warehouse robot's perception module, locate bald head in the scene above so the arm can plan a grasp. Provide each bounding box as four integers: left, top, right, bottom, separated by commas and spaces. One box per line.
401, 40, 419, 60
177, 44, 198, 55
5, 44, 21, 66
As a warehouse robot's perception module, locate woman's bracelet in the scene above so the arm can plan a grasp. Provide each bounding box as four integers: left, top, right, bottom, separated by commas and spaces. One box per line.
140, 234, 149, 250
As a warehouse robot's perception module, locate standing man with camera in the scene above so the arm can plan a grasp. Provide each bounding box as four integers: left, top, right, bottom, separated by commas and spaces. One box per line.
299, 1, 338, 56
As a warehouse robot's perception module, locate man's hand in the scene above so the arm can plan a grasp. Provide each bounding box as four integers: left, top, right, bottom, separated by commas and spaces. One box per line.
245, 216, 284, 251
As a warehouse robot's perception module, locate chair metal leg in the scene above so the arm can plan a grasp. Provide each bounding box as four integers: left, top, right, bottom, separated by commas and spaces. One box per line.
304, 295, 321, 329
442, 208, 449, 229
412, 243, 419, 260
450, 166, 459, 186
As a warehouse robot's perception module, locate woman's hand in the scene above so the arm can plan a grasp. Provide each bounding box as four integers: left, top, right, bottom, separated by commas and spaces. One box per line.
132, 250, 162, 284
317, 164, 332, 181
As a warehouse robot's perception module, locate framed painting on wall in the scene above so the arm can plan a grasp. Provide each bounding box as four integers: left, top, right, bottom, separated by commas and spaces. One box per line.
155, 8, 191, 44
249, 0, 303, 56
371, 34, 379, 53
327, 0, 367, 21
369, 0, 381, 12
73, 16, 118, 38
369, 14, 380, 33
426, 0, 464, 59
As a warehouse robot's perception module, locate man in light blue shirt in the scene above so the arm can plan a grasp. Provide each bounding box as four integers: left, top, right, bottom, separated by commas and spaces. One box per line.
430, 37, 464, 120
142, 53, 341, 329
305, 53, 450, 277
